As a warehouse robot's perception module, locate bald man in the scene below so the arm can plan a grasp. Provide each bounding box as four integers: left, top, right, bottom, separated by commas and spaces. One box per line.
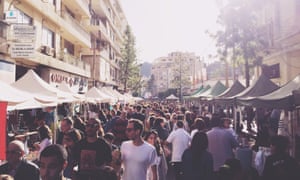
0, 140, 40, 180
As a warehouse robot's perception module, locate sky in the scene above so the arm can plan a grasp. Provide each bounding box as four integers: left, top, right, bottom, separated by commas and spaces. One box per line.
119, 0, 222, 63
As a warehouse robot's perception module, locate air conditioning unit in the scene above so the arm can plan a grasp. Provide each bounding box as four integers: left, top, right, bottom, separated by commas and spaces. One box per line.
41, 45, 54, 56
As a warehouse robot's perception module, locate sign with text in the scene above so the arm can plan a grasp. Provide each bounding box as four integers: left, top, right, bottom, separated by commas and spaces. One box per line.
5, 10, 18, 23
12, 24, 36, 41
11, 43, 35, 58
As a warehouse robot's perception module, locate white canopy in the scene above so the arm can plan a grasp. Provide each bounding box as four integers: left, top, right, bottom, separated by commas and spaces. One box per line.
85, 87, 115, 103
57, 82, 84, 101
99, 86, 123, 102
0, 80, 57, 110
166, 94, 179, 100
0, 80, 31, 104
11, 69, 75, 103
7, 99, 57, 111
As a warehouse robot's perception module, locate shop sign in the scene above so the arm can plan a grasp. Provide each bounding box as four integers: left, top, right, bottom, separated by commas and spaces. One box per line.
11, 43, 35, 58
50, 73, 74, 86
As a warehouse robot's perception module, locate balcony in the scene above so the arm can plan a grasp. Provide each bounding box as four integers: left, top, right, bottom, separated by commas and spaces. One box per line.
87, 20, 121, 55
88, 18, 109, 38
61, 10, 91, 44
61, 0, 90, 18
22, 0, 91, 48
90, 0, 123, 42
29, 50, 91, 78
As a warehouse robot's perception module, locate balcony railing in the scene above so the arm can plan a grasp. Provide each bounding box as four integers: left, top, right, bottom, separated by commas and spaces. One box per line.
22, 0, 90, 47
61, 11, 90, 42
62, 0, 90, 17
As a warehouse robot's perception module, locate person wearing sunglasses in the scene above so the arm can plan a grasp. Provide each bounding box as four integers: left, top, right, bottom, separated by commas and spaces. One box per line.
0, 140, 40, 180
72, 118, 112, 177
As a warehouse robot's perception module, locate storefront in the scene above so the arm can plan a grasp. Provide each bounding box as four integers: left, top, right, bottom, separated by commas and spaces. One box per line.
39, 67, 88, 94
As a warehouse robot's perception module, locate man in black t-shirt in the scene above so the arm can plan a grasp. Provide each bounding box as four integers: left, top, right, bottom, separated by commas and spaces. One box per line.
262, 135, 300, 180
73, 118, 112, 173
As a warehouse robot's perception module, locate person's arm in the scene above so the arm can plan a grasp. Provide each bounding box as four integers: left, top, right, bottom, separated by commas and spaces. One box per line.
151, 165, 158, 180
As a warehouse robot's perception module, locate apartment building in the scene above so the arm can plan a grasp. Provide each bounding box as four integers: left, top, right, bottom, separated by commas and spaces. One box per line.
84, 0, 127, 88
151, 52, 205, 96
0, 0, 127, 93
258, 0, 300, 85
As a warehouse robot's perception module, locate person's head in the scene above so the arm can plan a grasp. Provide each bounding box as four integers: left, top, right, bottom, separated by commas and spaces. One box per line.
153, 117, 165, 128
176, 120, 184, 128
110, 109, 116, 117
221, 117, 232, 129
144, 130, 162, 156
103, 132, 115, 144
270, 135, 289, 154
171, 113, 177, 122
164, 113, 171, 120
63, 129, 82, 148
6, 140, 25, 166
144, 130, 158, 145
126, 119, 144, 140
136, 105, 142, 112
85, 118, 101, 137
38, 125, 52, 140
177, 114, 185, 121
60, 117, 73, 133
192, 118, 206, 131
39, 144, 68, 180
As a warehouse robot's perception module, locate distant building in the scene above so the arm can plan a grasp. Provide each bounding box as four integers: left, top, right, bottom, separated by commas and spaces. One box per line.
151, 52, 206, 96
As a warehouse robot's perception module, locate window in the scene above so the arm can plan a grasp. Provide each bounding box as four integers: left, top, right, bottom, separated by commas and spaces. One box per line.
64, 39, 74, 55
42, 27, 55, 48
13, 9, 32, 24
48, 0, 56, 6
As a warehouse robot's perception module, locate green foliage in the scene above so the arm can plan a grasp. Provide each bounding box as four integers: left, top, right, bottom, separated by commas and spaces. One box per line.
211, 0, 268, 87
146, 74, 156, 94
171, 58, 192, 89
120, 25, 142, 92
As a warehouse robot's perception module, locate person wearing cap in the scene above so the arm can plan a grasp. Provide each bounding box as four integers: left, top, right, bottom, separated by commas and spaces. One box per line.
0, 140, 40, 180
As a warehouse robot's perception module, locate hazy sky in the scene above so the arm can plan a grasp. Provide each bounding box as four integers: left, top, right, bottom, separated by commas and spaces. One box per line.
119, 0, 221, 63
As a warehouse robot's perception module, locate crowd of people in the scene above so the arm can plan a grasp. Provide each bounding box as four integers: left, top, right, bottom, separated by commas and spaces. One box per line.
1, 101, 300, 180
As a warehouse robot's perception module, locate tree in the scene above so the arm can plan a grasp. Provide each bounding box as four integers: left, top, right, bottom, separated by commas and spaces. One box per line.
171, 56, 192, 102
119, 25, 142, 93
146, 74, 156, 95
211, 0, 268, 87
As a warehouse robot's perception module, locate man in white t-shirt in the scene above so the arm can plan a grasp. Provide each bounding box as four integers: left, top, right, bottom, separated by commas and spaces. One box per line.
166, 120, 191, 180
121, 119, 157, 180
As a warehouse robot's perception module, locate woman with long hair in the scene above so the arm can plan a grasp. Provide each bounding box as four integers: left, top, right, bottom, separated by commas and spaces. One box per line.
182, 131, 213, 180
144, 130, 168, 180
34, 125, 52, 157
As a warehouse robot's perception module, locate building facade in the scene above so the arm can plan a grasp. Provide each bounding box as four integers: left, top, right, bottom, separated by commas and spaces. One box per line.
258, 0, 300, 85
0, 0, 127, 93
151, 52, 206, 96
